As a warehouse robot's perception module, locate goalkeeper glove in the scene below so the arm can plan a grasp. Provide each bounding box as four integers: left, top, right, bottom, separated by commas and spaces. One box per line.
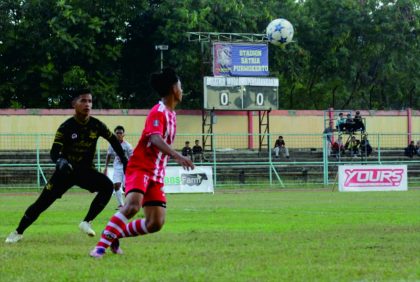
56, 158, 73, 175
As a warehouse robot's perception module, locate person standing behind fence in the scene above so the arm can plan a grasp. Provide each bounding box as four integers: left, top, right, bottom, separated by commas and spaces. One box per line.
353, 110, 365, 132
360, 134, 372, 157
416, 140, 420, 156
405, 141, 417, 158
335, 113, 346, 132
5, 89, 128, 244
273, 136, 290, 159
104, 125, 133, 209
331, 136, 345, 158
323, 124, 335, 156
192, 139, 204, 162
89, 68, 194, 258
344, 113, 355, 133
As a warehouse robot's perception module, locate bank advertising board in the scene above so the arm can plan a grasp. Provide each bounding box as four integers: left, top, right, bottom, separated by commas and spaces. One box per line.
338, 165, 408, 192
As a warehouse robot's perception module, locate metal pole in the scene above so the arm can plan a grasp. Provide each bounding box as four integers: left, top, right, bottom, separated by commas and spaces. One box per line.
155, 45, 168, 72
160, 50, 163, 72
36, 134, 40, 188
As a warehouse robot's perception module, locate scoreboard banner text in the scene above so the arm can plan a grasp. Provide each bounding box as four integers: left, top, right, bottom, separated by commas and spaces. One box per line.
204, 76, 278, 110
338, 165, 408, 192
213, 42, 269, 76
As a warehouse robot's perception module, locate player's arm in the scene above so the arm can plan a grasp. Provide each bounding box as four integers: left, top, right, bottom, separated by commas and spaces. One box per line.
107, 134, 128, 171
127, 143, 134, 158
104, 145, 115, 172
150, 134, 194, 171
50, 125, 72, 174
50, 128, 64, 163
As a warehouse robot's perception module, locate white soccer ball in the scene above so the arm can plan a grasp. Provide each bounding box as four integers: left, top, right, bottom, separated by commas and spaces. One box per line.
266, 18, 294, 46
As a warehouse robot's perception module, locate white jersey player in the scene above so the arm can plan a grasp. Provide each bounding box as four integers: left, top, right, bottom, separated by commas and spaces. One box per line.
104, 125, 133, 208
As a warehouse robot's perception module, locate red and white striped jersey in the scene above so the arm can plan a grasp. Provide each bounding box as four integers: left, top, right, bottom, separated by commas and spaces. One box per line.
128, 101, 176, 183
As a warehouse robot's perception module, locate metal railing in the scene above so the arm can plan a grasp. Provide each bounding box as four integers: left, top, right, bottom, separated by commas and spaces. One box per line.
1, 132, 419, 189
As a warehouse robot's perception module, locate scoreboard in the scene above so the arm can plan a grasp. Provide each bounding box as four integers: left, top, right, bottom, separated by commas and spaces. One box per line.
203, 76, 278, 110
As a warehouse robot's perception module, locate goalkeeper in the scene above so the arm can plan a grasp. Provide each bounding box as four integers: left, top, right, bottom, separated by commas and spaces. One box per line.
5, 89, 128, 243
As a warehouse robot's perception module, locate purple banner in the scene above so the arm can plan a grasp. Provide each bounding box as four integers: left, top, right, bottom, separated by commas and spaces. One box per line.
213, 43, 269, 76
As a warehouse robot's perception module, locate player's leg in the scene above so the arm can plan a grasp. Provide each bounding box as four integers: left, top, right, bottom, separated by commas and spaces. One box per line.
120, 181, 166, 236
5, 173, 72, 243
113, 183, 124, 208
89, 190, 143, 257
91, 190, 166, 257
90, 168, 145, 257
273, 147, 279, 158
283, 147, 290, 158
142, 204, 166, 233
112, 167, 125, 208
90, 171, 166, 257
76, 168, 114, 236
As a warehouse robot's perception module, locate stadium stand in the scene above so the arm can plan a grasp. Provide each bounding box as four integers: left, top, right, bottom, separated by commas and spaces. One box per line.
1, 147, 420, 186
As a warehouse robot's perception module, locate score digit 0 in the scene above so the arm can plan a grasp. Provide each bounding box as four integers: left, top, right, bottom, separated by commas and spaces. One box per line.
255, 92, 264, 106
219, 92, 229, 106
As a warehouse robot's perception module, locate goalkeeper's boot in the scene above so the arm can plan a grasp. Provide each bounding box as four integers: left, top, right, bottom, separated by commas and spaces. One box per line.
89, 247, 106, 258
79, 221, 96, 237
110, 239, 123, 255
5, 231, 23, 243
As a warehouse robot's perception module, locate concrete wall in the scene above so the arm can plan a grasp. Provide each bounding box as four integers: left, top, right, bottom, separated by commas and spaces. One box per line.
0, 108, 418, 150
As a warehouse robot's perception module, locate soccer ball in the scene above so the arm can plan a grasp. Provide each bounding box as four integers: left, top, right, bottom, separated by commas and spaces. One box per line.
266, 18, 294, 46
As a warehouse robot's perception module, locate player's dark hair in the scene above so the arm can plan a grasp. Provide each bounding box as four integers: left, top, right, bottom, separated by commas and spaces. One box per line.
72, 88, 91, 100
114, 125, 125, 132
150, 68, 179, 97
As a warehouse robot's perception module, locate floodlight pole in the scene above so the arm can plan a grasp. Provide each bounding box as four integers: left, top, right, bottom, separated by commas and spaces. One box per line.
155, 45, 169, 71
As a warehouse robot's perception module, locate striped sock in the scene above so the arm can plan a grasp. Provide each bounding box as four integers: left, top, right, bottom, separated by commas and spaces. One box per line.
121, 219, 149, 237
96, 212, 128, 249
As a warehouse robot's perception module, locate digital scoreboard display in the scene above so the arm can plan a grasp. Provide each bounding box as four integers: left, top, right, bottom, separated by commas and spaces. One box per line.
203, 76, 278, 110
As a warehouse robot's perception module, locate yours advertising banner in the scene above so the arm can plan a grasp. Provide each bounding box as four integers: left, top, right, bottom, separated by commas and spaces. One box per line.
338, 165, 408, 192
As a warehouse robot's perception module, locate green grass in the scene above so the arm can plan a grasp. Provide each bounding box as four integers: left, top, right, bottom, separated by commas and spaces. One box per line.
1, 189, 419, 282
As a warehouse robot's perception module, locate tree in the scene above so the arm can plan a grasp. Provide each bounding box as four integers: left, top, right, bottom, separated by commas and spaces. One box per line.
0, 0, 418, 110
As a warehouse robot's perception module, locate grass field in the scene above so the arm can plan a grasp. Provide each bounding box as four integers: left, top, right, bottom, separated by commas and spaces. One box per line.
1, 188, 419, 282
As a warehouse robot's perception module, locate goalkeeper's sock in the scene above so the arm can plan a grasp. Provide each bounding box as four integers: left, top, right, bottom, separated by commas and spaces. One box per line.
96, 212, 127, 249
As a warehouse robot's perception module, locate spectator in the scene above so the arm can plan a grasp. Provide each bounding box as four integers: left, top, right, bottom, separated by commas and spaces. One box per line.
345, 136, 360, 157
181, 141, 193, 160
416, 140, 420, 156
331, 136, 345, 158
192, 139, 204, 162
335, 113, 346, 132
323, 124, 335, 156
273, 136, 290, 159
344, 113, 355, 133
405, 141, 417, 158
360, 135, 372, 157
353, 110, 365, 132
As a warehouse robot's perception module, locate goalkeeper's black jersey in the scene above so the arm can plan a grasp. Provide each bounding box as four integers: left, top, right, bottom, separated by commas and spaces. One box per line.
52, 116, 113, 169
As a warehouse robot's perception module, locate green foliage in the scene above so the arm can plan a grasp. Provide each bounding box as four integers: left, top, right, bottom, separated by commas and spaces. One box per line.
0, 0, 418, 109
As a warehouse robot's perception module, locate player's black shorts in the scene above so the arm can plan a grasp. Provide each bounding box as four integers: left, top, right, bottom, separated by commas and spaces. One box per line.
45, 167, 113, 198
